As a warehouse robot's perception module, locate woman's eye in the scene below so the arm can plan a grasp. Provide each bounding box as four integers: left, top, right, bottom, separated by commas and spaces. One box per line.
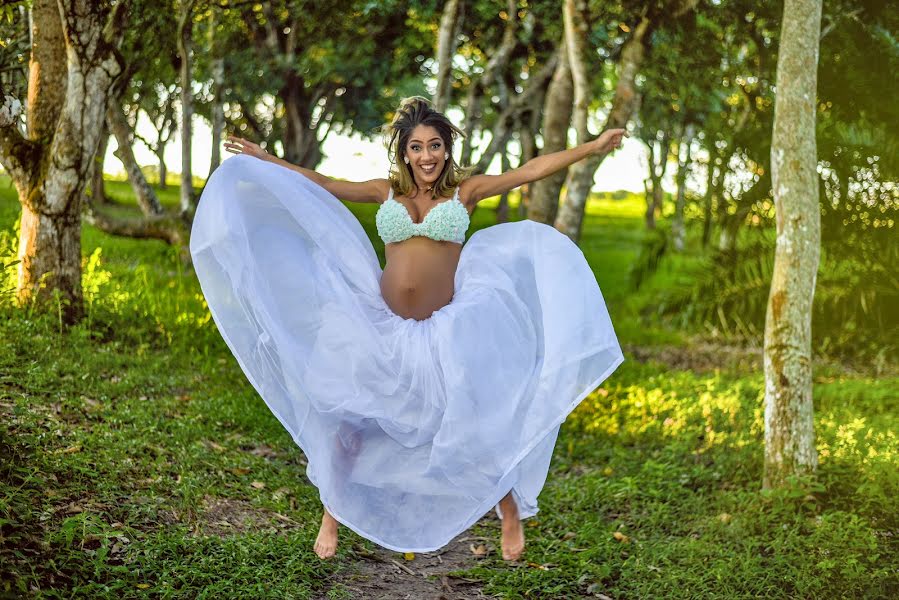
431, 143, 441, 150
410, 145, 420, 151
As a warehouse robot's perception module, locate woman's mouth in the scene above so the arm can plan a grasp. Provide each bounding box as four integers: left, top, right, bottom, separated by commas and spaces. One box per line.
420, 163, 436, 175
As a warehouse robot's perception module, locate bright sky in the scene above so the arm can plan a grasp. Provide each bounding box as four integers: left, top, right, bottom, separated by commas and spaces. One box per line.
105, 110, 676, 194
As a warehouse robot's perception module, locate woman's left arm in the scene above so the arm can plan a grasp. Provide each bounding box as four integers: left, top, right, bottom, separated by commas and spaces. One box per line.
460, 128, 628, 205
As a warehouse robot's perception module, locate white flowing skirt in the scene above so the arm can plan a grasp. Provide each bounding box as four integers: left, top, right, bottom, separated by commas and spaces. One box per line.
189, 155, 624, 552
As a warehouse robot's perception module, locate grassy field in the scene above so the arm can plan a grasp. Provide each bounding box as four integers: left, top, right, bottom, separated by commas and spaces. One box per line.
0, 172, 896, 598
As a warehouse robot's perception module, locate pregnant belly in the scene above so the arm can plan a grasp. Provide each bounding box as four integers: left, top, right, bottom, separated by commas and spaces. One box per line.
380, 237, 462, 321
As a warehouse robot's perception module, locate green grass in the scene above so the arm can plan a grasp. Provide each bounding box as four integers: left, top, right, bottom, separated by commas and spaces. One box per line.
1, 176, 896, 598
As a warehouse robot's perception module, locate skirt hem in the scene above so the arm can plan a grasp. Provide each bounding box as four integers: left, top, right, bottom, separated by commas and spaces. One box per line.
319, 350, 624, 553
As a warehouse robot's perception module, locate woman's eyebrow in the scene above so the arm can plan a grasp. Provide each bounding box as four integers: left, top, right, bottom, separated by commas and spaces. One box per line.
409, 137, 443, 143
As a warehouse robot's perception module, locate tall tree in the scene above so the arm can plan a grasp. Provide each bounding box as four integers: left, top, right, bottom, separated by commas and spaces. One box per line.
434, 0, 462, 113
671, 122, 695, 250
207, 4, 225, 177
527, 35, 571, 224
554, 3, 653, 242
177, 0, 198, 217
216, 1, 425, 168
763, 0, 823, 489
0, 0, 125, 324
458, 0, 520, 167
81, 0, 190, 253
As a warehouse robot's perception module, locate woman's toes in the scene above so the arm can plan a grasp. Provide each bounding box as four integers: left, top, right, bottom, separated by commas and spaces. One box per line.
314, 534, 337, 559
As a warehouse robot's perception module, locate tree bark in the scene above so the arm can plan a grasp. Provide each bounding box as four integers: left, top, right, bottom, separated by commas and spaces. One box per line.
527, 37, 571, 225
517, 104, 540, 218
25, 0, 66, 142
672, 123, 695, 251
496, 146, 511, 223
702, 155, 715, 246
89, 121, 109, 206
763, 0, 822, 489
644, 132, 670, 229
158, 145, 168, 189
177, 0, 196, 216
82, 210, 190, 260
702, 151, 723, 247
472, 55, 556, 176
460, 0, 518, 165
0, 0, 126, 324
107, 100, 164, 216
91, 83, 191, 252
554, 12, 650, 243
718, 167, 767, 252
434, 0, 462, 113
208, 6, 224, 177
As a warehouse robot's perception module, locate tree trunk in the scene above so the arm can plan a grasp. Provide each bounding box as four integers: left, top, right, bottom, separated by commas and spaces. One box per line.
554, 12, 650, 243
460, 84, 482, 167
644, 133, 670, 229
208, 6, 224, 177
177, 0, 196, 216
0, 0, 125, 324
279, 75, 330, 168
528, 37, 571, 225
763, 0, 822, 490
496, 146, 511, 223
472, 56, 555, 176
434, 0, 462, 113
518, 106, 539, 218
90, 121, 109, 206
158, 145, 168, 189
702, 153, 720, 247
460, 0, 518, 166
83, 210, 191, 263
25, 0, 66, 141
107, 101, 164, 216
672, 123, 695, 251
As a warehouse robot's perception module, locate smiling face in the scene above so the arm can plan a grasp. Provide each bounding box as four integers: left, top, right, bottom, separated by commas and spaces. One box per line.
404, 125, 448, 189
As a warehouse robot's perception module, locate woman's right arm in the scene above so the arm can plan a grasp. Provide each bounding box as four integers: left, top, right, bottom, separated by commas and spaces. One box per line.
223, 135, 388, 203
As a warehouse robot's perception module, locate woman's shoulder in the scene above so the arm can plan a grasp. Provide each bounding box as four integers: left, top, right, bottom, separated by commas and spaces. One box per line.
371, 178, 393, 205
456, 175, 482, 206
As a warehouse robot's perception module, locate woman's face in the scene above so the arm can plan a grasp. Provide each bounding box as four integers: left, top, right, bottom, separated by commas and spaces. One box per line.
404, 124, 447, 187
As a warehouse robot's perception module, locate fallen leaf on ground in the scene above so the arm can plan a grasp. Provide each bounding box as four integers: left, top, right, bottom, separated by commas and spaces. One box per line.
612, 531, 630, 543
403, 552, 415, 561
250, 481, 265, 489
469, 543, 487, 556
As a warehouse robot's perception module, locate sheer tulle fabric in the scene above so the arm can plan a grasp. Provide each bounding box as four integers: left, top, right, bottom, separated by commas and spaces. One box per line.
189, 155, 624, 552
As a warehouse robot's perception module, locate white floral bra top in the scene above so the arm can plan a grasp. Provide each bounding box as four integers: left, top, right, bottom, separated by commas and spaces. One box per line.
375, 186, 471, 245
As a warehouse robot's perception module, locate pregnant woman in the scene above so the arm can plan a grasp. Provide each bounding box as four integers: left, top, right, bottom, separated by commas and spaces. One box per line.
189, 96, 624, 561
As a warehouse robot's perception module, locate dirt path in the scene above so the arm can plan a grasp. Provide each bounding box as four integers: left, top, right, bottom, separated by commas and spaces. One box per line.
314, 511, 505, 600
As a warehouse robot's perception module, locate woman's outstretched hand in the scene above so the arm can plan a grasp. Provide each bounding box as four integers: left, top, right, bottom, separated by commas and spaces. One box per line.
593, 128, 628, 155
224, 135, 269, 160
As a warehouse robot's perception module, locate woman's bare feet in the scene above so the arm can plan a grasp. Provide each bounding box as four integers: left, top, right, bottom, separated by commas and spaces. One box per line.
314, 508, 339, 559
498, 491, 525, 560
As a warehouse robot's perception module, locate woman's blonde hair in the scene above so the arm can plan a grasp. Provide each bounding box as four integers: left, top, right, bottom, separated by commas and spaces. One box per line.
382, 96, 473, 200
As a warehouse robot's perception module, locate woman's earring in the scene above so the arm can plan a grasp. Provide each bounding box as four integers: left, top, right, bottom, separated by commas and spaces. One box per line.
444, 152, 449, 160
404, 156, 409, 164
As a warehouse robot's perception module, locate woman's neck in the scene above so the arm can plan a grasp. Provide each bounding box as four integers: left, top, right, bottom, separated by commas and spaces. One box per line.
412, 181, 435, 198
